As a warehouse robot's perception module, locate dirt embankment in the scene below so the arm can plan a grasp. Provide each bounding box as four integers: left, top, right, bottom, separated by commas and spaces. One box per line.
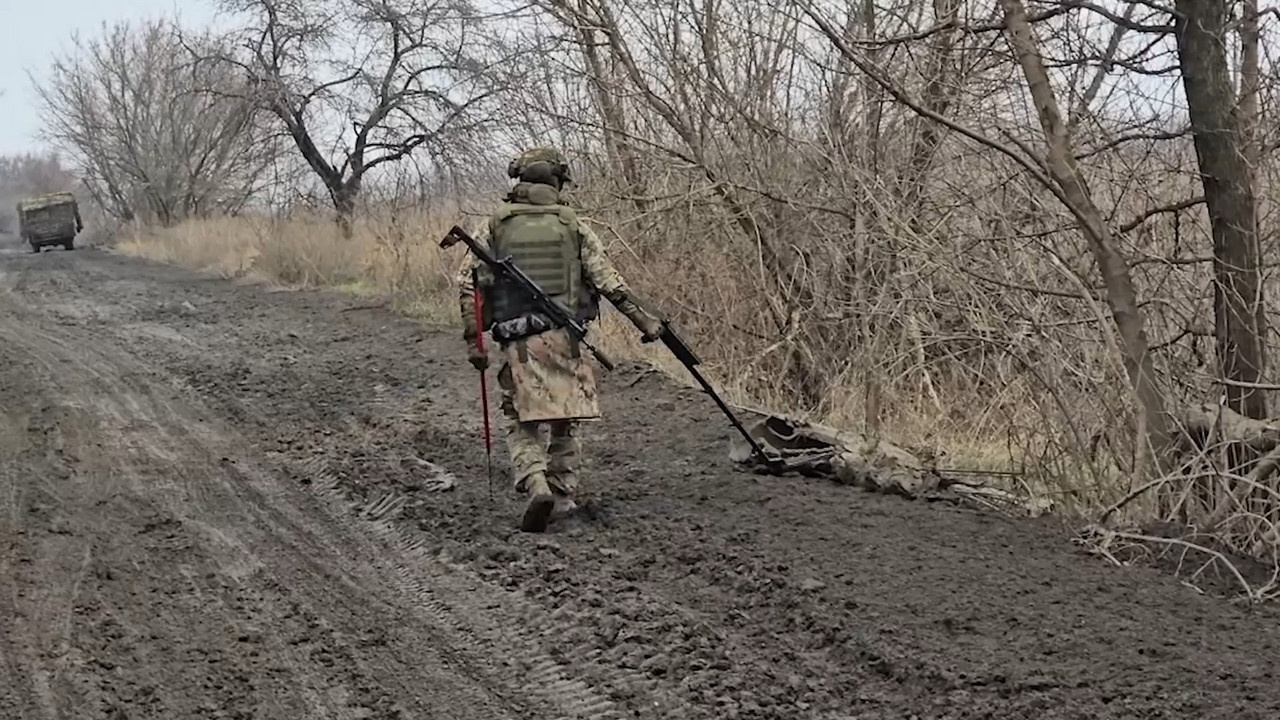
1, 244, 1278, 719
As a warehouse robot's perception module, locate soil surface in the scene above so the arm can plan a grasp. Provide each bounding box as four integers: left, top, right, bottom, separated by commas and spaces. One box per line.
1, 239, 1278, 720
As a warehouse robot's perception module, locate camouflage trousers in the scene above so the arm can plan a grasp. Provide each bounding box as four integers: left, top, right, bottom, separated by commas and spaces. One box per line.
496, 328, 600, 497
503, 410, 581, 497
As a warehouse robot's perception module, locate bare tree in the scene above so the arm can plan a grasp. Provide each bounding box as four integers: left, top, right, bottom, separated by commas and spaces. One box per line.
209, 0, 497, 235
32, 20, 278, 225
1173, 0, 1268, 421
992, 0, 1173, 473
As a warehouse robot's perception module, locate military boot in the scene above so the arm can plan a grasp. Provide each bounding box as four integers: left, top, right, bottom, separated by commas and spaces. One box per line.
548, 472, 578, 520
520, 472, 556, 533
551, 494, 577, 519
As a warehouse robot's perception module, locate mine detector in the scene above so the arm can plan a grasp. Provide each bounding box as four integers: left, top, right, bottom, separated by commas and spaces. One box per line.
16, 191, 83, 252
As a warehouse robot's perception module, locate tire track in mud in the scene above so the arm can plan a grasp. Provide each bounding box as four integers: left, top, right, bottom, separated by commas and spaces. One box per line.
0, 312, 310, 717
293, 454, 684, 720
317, 381, 690, 717
180, 365, 664, 718
184, 352, 709, 718
0, 312, 117, 720
0, 262, 662, 720
0, 292, 509, 719
233, 373, 682, 717
277, 374, 834, 719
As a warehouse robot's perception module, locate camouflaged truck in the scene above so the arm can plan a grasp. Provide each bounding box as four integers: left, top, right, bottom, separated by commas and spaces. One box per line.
16, 191, 83, 252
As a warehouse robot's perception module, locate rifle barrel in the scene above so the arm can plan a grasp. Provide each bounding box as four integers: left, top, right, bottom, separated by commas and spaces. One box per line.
682, 361, 774, 467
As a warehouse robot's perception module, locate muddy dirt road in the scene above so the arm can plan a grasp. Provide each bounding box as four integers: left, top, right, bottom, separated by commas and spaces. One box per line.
1, 244, 1277, 719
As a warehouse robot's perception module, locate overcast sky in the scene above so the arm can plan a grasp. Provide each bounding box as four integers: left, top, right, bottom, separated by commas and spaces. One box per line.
0, 0, 215, 156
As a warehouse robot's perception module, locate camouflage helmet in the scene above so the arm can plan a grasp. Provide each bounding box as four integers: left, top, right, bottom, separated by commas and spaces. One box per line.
507, 146, 570, 183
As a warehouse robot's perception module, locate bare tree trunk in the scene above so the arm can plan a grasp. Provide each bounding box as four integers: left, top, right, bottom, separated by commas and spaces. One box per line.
827, 0, 887, 433
897, 0, 961, 234
574, 14, 648, 212
1239, 0, 1260, 186
857, 0, 885, 438
1239, 0, 1266, 410
1175, 0, 1267, 420
332, 183, 358, 239
999, 0, 1172, 475
1067, 2, 1136, 133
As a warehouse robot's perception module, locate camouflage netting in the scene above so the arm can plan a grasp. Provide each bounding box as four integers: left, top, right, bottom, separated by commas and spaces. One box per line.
17, 192, 77, 212
17, 192, 79, 241
729, 414, 1047, 515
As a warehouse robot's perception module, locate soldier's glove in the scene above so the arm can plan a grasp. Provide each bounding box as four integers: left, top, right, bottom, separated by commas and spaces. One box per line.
613, 293, 664, 343
635, 315, 664, 344
467, 343, 489, 371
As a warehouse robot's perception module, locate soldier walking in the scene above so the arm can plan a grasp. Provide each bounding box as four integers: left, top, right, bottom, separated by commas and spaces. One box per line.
454, 148, 663, 532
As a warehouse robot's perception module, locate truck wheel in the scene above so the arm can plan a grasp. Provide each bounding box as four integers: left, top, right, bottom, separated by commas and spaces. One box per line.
63, 239, 75, 251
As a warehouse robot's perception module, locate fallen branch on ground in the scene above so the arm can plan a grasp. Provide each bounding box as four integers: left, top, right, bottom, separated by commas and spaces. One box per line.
1175, 402, 1280, 455
1081, 524, 1278, 603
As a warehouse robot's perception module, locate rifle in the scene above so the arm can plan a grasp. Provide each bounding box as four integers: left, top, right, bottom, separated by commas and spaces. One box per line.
440, 225, 615, 371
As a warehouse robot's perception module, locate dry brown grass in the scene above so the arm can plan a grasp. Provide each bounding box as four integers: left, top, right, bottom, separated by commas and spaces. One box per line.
117, 212, 459, 322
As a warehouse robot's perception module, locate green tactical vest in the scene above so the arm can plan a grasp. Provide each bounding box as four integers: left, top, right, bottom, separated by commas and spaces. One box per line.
485, 183, 587, 327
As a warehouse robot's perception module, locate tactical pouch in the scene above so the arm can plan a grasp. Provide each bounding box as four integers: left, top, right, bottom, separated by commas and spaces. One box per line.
492, 313, 557, 343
